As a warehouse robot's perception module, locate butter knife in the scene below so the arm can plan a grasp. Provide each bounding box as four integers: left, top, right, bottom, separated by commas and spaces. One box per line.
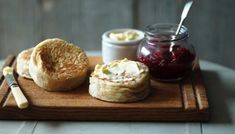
3, 66, 29, 109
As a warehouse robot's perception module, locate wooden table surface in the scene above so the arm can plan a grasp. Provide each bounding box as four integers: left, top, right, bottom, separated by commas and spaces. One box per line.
0, 51, 235, 134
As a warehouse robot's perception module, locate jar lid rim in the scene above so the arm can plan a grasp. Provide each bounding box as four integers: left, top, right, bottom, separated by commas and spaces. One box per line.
145, 23, 188, 42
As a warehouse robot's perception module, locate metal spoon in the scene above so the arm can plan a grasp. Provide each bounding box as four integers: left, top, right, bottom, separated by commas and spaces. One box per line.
175, 1, 193, 35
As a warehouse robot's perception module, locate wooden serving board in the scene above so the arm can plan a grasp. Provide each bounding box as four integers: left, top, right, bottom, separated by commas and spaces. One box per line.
0, 55, 209, 121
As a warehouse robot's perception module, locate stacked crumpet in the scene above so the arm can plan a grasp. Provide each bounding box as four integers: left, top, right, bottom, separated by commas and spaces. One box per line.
16, 38, 89, 91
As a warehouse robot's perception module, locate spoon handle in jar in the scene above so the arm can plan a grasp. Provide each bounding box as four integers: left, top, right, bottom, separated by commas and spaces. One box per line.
175, 0, 193, 35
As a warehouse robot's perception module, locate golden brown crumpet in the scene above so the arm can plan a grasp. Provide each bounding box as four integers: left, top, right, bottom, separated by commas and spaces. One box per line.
29, 38, 89, 91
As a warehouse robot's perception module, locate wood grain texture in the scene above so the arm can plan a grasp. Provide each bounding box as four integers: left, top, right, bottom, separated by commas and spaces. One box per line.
192, 66, 209, 111
0, 56, 209, 121
181, 76, 197, 110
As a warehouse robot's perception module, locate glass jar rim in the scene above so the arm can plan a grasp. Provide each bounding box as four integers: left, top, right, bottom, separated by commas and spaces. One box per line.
145, 23, 188, 42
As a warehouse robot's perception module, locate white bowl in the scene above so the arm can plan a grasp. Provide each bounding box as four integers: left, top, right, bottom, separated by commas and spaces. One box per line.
102, 28, 145, 63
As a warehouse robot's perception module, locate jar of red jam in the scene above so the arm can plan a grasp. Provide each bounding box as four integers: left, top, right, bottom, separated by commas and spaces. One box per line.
137, 23, 196, 81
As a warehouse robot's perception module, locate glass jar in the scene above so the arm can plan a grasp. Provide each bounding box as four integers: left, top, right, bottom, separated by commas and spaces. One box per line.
137, 23, 196, 81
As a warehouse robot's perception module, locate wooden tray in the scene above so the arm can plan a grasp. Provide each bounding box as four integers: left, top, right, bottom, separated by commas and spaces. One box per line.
0, 55, 209, 121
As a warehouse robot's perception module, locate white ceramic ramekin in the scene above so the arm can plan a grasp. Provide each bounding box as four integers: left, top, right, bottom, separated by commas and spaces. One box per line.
102, 28, 144, 63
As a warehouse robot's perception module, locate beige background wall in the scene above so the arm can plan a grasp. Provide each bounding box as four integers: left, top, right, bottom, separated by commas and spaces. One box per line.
0, 0, 234, 69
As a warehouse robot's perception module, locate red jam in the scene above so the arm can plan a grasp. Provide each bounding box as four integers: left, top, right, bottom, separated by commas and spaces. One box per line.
137, 44, 195, 80
137, 24, 196, 81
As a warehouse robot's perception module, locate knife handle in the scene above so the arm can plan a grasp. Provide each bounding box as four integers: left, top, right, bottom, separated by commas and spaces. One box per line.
11, 86, 29, 109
